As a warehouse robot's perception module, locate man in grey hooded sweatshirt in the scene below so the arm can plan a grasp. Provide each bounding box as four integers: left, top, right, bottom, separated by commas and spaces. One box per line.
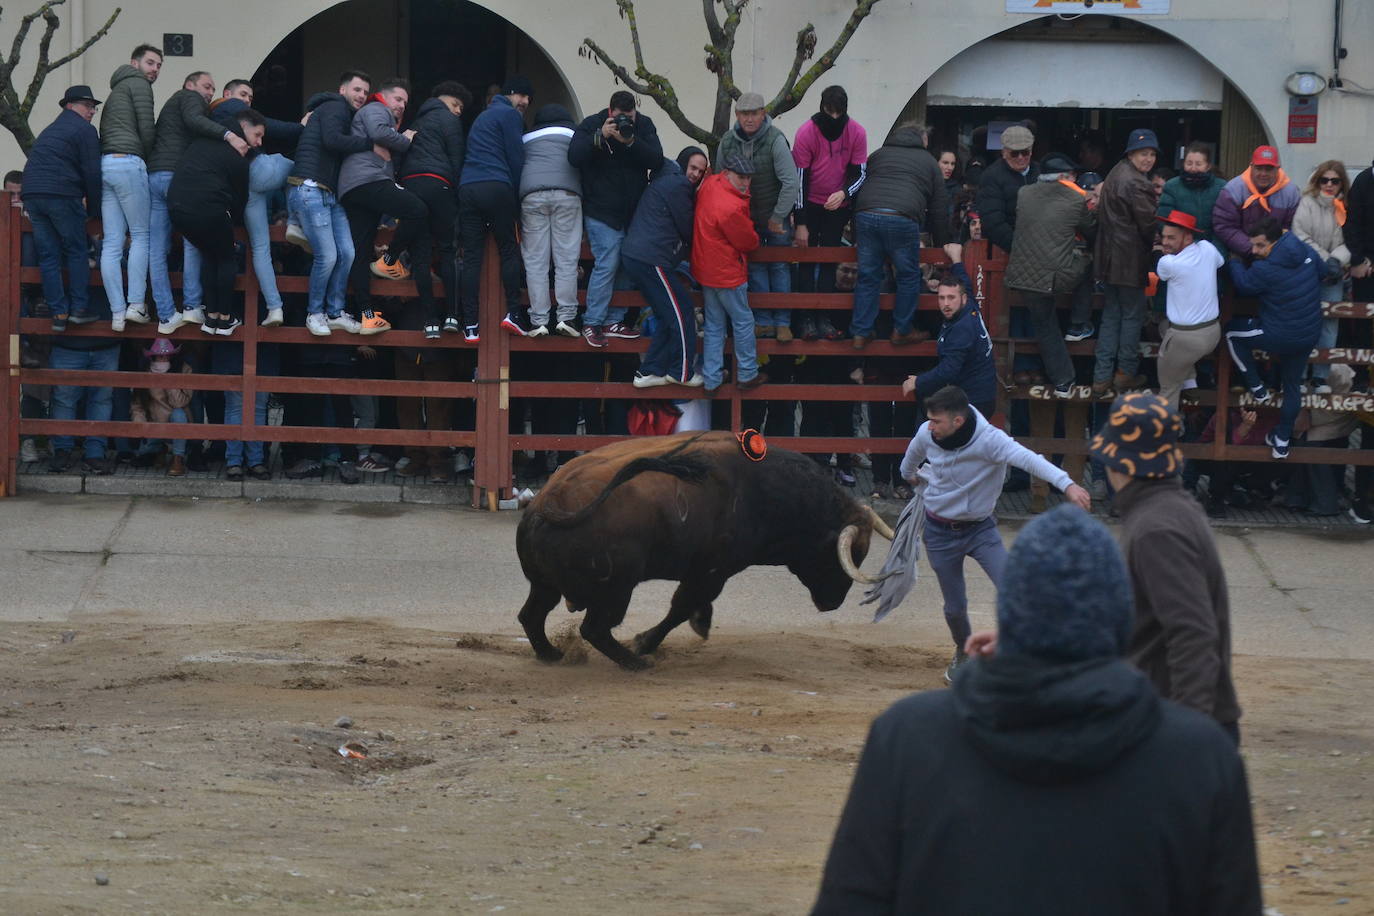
520, 104, 582, 336
901, 385, 1090, 681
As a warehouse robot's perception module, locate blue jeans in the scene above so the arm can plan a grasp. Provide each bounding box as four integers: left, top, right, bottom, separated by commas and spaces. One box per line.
747, 222, 792, 328
100, 155, 151, 313
149, 169, 202, 317
49, 344, 120, 458
246, 154, 294, 311
288, 183, 353, 316
1224, 317, 1314, 445
1311, 312, 1339, 382
922, 516, 1008, 648
26, 196, 91, 319
224, 391, 268, 467
583, 216, 630, 327
137, 406, 189, 456
851, 211, 921, 338
702, 283, 759, 389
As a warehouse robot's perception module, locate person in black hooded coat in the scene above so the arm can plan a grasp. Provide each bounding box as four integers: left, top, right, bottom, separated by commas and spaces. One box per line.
813, 506, 1261, 916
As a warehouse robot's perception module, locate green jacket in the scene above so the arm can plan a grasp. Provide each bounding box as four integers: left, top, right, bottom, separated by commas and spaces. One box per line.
1157, 174, 1226, 246
1005, 178, 1097, 295
149, 88, 229, 173
716, 115, 799, 227
99, 65, 156, 158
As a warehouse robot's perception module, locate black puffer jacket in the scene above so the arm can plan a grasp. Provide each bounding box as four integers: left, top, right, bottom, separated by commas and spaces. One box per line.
814, 656, 1261, 915
1005, 178, 1097, 294
1345, 160, 1374, 268
288, 92, 370, 194
976, 157, 1042, 254
852, 126, 949, 245
400, 97, 466, 188
567, 108, 663, 230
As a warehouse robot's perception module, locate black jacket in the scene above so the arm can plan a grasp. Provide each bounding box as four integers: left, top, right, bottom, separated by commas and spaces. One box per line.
567, 108, 664, 230
976, 157, 1042, 254
620, 160, 694, 268
167, 128, 251, 224
814, 656, 1261, 915
1345, 160, 1374, 267
288, 92, 370, 194
915, 264, 995, 406
22, 109, 102, 216
852, 127, 949, 245
210, 97, 304, 155
400, 97, 466, 189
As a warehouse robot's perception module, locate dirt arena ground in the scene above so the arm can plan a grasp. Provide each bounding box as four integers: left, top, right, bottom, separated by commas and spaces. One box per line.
1, 496, 1370, 913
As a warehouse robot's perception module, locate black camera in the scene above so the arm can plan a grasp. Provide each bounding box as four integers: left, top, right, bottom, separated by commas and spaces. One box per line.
612, 112, 636, 140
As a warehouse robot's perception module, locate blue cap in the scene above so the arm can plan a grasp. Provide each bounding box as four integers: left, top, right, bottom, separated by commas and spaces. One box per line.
1125, 128, 1160, 154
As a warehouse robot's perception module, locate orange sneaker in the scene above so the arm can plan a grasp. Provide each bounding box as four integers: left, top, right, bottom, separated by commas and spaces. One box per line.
360, 310, 391, 335
370, 256, 411, 281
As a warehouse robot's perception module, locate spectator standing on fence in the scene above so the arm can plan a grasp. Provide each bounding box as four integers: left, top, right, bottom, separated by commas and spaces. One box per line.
976, 124, 1040, 389
129, 338, 192, 477
814, 506, 1261, 916
1346, 159, 1374, 310
458, 76, 531, 342
148, 70, 252, 334
288, 70, 372, 337
1091, 129, 1160, 399
210, 82, 306, 330
519, 103, 582, 338
1003, 151, 1097, 397
1213, 145, 1300, 258
98, 45, 160, 334
1157, 142, 1226, 247
339, 77, 424, 336
716, 92, 801, 342
1154, 210, 1223, 411
902, 244, 997, 416
398, 80, 470, 338
792, 85, 866, 340
848, 122, 948, 349
1224, 217, 1324, 460
568, 90, 662, 347
900, 385, 1091, 682
22, 86, 103, 333
1091, 392, 1243, 743
694, 155, 763, 396
166, 108, 265, 336
1292, 160, 1352, 391
623, 158, 701, 389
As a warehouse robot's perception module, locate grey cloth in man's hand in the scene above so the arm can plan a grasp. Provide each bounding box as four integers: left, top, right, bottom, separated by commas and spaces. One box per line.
861, 491, 926, 623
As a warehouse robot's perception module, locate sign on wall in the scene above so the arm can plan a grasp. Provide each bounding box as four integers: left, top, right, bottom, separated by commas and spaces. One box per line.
1007, 0, 1170, 13
1288, 96, 1318, 144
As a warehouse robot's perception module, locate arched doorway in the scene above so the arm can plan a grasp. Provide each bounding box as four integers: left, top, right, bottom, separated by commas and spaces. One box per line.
247, 0, 579, 127
894, 15, 1268, 179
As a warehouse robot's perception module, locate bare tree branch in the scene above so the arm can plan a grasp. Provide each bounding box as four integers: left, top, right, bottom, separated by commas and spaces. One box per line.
767, 0, 881, 118
582, 37, 716, 146
43, 6, 119, 74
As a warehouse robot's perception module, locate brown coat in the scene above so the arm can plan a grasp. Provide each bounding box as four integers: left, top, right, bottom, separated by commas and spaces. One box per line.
130, 364, 194, 424
1094, 158, 1158, 287
1115, 476, 1241, 726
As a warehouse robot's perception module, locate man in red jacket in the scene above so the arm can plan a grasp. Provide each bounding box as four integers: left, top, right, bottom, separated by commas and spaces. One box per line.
694, 153, 765, 396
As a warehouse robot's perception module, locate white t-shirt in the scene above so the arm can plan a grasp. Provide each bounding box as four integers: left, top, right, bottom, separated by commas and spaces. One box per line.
1156, 240, 1223, 327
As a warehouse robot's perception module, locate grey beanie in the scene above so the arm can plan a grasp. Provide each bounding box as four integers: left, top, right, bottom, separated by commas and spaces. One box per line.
996, 506, 1134, 663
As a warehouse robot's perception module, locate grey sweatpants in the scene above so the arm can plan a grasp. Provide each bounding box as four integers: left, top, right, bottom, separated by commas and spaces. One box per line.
520, 189, 583, 326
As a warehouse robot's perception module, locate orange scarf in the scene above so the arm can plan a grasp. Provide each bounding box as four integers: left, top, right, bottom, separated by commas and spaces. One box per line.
1241, 167, 1290, 212
1057, 179, 1087, 196
1334, 196, 1347, 226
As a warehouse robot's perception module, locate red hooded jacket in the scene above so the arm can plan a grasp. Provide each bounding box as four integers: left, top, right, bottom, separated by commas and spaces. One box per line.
692, 172, 760, 288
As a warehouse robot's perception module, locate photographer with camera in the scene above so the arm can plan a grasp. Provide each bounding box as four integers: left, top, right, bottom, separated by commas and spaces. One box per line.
569, 90, 663, 347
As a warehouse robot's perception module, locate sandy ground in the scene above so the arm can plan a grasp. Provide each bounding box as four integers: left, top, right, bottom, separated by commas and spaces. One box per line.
0, 495, 1371, 913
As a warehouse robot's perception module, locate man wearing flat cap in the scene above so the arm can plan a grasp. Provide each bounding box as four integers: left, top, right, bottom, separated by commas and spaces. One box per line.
1091, 392, 1242, 743
22, 85, 103, 331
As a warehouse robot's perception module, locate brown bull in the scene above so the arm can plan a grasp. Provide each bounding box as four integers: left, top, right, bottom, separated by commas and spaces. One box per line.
515, 431, 894, 669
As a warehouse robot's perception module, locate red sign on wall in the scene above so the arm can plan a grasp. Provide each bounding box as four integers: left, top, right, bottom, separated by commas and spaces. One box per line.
1288, 96, 1318, 144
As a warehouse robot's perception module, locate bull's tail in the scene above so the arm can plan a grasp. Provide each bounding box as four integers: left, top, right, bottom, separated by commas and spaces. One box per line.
535, 434, 713, 528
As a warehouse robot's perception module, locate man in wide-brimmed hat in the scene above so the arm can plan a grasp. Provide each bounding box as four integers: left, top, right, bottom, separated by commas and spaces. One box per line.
1154, 208, 1224, 410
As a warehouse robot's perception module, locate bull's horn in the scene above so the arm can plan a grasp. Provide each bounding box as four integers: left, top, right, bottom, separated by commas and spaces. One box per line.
863, 505, 895, 541
837, 525, 889, 585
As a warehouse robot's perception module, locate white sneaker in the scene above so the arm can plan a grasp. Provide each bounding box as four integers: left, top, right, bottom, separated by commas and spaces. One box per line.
633, 372, 668, 388
124, 303, 152, 324
110, 311, 126, 332
157, 313, 187, 335
262, 307, 284, 327
284, 221, 312, 254
327, 312, 362, 334
306, 313, 332, 336
19, 438, 41, 463
1314, 383, 1333, 394
181, 307, 206, 325
669, 372, 704, 387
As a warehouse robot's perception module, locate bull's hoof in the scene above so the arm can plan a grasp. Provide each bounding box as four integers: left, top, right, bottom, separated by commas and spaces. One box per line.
617, 653, 654, 672
533, 647, 565, 664
631, 631, 659, 656
689, 617, 711, 640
